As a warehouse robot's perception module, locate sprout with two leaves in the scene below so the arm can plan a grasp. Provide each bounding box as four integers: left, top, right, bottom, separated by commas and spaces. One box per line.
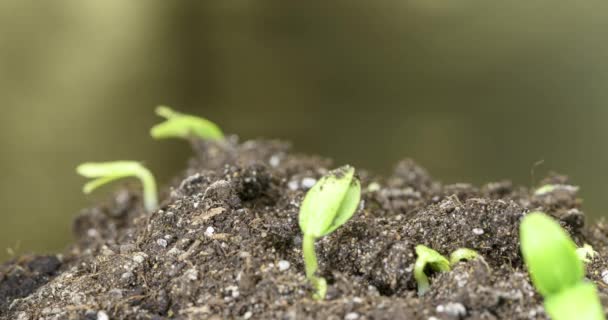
150, 106, 224, 141
298, 165, 361, 300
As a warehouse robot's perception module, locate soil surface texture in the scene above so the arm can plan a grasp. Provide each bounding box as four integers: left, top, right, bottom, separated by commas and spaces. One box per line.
2, 137, 608, 320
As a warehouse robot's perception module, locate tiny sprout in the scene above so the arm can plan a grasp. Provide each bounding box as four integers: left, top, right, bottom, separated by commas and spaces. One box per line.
534, 184, 557, 196
449, 248, 480, 266
520, 212, 604, 320
150, 106, 224, 141
577, 243, 599, 263
414, 245, 450, 295
299, 165, 361, 300
77, 161, 158, 212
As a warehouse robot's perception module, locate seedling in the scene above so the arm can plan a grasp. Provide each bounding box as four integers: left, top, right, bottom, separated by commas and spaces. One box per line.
534, 184, 557, 196
150, 106, 224, 141
77, 161, 158, 212
449, 248, 480, 266
520, 212, 604, 320
298, 165, 361, 300
414, 245, 450, 295
414, 246, 483, 295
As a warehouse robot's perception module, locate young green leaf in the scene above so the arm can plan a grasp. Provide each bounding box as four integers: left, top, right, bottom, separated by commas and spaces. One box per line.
544, 282, 605, 320
520, 212, 584, 297
299, 165, 361, 238
449, 248, 480, 266
150, 106, 224, 141
298, 165, 361, 300
414, 245, 451, 295
77, 161, 158, 212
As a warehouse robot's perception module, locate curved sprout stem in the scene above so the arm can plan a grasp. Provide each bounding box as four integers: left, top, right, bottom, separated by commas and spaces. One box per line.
302, 234, 327, 300
414, 245, 450, 296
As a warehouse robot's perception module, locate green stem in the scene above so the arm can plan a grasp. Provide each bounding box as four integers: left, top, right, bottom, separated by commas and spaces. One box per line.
302, 234, 327, 299
137, 168, 158, 212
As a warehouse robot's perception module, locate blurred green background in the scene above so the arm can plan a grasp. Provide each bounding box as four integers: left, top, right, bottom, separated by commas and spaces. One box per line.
1, 1, 608, 262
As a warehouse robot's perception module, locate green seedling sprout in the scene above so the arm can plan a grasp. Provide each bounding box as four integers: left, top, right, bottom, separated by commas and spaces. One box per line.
577, 243, 599, 263
534, 184, 557, 196
520, 212, 604, 320
414, 245, 451, 295
77, 161, 158, 212
150, 106, 224, 141
298, 165, 361, 300
449, 248, 480, 266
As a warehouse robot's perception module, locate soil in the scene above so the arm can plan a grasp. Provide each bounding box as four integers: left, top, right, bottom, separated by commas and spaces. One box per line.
2, 137, 608, 320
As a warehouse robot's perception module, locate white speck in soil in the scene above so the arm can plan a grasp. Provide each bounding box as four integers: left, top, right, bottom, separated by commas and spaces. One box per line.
87, 228, 98, 237
205, 226, 215, 237
278, 260, 291, 271
226, 285, 240, 298
97, 311, 109, 320
121, 272, 134, 280
269, 155, 281, 167
185, 268, 198, 281
157, 239, 168, 248
472, 228, 485, 235
436, 302, 466, 317
243, 311, 253, 319
602, 270, 608, 284
132, 253, 147, 264
301, 177, 317, 189
344, 312, 360, 320
288, 180, 299, 191
193, 202, 199, 208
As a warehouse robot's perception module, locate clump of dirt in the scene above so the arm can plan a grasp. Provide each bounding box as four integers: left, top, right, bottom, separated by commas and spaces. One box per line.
1, 137, 607, 320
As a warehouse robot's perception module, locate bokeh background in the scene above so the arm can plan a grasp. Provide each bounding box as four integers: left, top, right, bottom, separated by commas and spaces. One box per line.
2, 1, 608, 262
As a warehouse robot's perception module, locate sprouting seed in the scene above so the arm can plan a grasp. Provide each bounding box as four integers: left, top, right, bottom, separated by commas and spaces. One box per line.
414, 245, 450, 296
576, 243, 599, 263
534, 184, 557, 196
299, 165, 361, 300
150, 106, 224, 141
520, 212, 605, 320
77, 161, 158, 212
449, 248, 480, 266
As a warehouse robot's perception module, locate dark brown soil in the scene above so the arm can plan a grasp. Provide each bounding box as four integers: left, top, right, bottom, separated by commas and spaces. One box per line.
2, 137, 608, 319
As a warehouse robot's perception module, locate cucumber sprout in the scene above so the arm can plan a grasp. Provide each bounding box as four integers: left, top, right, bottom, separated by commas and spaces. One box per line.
77, 161, 158, 212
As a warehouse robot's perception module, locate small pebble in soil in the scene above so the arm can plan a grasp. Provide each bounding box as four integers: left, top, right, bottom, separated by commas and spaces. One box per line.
205, 226, 215, 237
301, 177, 317, 189
97, 311, 109, 320
157, 239, 168, 248
288, 180, 299, 191
602, 270, 608, 284
278, 260, 291, 271
472, 228, 485, 235
269, 155, 281, 167
436, 302, 466, 317
132, 253, 147, 264
344, 312, 360, 320
87, 228, 98, 237
243, 311, 253, 319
